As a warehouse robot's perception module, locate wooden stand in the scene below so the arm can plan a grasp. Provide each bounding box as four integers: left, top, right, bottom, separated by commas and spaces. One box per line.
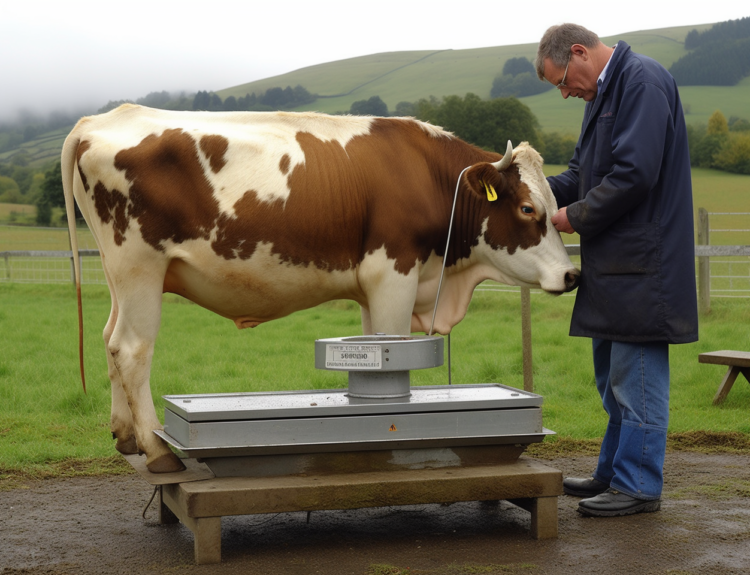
156, 457, 562, 565
699, 350, 750, 405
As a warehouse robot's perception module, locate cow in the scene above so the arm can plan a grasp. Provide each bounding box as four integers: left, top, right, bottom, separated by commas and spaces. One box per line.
62, 104, 579, 473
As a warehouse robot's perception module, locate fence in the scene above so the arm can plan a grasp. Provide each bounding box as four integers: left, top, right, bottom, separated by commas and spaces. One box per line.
2, 211, 749, 313
696, 208, 750, 313
0, 250, 104, 284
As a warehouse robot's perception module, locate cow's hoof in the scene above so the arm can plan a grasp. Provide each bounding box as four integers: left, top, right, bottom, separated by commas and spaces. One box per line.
114, 436, 139, 455
147, 452, 186, 473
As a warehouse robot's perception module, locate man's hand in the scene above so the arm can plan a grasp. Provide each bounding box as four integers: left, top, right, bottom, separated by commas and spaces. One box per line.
552, 207, 576, 234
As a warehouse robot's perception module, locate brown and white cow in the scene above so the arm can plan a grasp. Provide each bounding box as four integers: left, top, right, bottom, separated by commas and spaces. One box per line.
62, 104, 579, 473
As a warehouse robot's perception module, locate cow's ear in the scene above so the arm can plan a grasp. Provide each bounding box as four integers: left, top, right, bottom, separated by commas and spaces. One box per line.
463, 163, 507, 202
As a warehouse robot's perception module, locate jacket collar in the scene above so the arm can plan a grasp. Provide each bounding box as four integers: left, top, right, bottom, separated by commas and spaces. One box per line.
582, 40, 631, 135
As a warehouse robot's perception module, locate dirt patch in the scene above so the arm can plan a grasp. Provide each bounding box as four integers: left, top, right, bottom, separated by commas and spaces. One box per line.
2, 451, 749, 575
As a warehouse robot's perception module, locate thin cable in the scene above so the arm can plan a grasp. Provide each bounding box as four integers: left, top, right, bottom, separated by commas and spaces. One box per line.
142, 485, 158, 519
429, 166, 471, 337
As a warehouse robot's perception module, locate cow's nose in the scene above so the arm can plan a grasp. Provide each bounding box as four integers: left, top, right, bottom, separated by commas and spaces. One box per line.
564, 269, 581, 292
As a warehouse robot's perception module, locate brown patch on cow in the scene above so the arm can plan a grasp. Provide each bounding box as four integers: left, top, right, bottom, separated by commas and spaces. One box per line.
76, 140, 92, 192
199, 134, 229, 173
108, 129, 221, 251
209, 119, 541, 274
279, 154, 291, 175
93, 183, 129, 245
210, 133, 363, 268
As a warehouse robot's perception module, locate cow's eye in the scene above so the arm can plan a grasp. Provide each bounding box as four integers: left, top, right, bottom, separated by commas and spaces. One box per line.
521, 206, 534, 214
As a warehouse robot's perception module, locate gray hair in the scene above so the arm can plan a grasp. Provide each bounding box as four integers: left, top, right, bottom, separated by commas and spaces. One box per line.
534, 23, 600, 80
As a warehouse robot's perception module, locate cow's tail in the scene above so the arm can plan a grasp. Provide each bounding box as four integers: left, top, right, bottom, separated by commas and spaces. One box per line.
61, 129, 86, 393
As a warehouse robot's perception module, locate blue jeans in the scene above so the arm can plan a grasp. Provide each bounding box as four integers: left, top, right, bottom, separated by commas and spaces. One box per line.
590, 339, 670, 500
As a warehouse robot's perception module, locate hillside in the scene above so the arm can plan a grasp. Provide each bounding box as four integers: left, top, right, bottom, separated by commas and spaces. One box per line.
3, 20, 749, 170
217, 23, 741, 133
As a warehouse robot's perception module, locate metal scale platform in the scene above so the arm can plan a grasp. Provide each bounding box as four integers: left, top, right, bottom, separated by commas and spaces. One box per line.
156, 335, 553, 475
150, 335, 562, 564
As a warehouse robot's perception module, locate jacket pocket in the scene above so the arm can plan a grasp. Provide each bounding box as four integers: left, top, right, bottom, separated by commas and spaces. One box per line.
584, 223, 659, 275
592, 117, 615, 176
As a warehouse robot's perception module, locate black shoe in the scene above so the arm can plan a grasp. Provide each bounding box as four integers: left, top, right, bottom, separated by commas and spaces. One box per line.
563, 476, 609, 498
577, 488, 661, 517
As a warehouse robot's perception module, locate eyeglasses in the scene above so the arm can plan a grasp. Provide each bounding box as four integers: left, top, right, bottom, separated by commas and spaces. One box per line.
555, 52, 573, 89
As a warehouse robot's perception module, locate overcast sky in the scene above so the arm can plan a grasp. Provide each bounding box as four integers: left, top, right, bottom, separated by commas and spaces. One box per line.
1, 1, 747, 120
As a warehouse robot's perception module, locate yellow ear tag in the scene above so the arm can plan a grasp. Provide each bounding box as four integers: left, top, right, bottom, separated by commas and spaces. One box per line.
483, 181, 497, 202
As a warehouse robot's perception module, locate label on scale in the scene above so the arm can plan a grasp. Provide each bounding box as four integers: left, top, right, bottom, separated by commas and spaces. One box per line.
325, 344, 382, 370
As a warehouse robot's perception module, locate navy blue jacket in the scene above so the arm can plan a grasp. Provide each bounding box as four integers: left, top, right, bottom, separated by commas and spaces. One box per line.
548, 41, 698, 344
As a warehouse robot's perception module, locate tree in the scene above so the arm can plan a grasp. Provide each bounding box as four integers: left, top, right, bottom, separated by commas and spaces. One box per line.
714, 134, 750, 174
541, 132, 577, 165
223, 96, 238, 111
416, 93, 540, 151
34, 162, 81, 226
349, 96, 389, 116
0, 175, 21, 204
193, 91, 211, 110
208, 93, 223, 111
491, 72, 552, 98
136, 91, 171, 108
395, 101, 416, 117
729, 117, 750, 132
707, 110, 729, 135
502, 57, 535, 77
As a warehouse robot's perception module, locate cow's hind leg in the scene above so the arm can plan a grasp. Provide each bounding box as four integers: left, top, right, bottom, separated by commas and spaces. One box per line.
99, 258, 137, 455
105, 302, 139, 455
107, 273, 184, 473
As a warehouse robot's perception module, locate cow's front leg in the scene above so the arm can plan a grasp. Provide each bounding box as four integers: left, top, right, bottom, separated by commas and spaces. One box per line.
358, 253, 418, 335
107, 281, 184, 473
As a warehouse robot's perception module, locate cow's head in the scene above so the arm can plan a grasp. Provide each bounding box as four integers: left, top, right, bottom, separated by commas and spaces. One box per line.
463, 141, 579, 294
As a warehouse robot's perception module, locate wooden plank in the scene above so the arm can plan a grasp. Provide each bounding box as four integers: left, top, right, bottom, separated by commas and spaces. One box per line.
175, 458, 561, 519
699, 350, 750, 368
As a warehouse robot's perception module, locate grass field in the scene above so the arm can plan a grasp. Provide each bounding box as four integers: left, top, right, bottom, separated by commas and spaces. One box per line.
0, 163, 748, 477
1, 281, 749, 475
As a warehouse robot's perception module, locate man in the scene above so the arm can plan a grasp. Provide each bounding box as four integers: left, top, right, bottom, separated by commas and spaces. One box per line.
534, 24, 698, 517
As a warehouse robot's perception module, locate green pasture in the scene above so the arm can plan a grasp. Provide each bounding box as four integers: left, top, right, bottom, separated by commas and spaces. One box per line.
0, 204, 37, 226
0, 223, 98, 250
0, 281, 749, 474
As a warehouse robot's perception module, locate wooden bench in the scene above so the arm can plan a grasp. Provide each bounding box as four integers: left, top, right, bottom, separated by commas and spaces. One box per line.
159, 457, 562, 564
698, 350, 750, 405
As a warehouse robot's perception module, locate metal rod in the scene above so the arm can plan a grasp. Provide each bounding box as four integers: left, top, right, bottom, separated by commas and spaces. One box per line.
447, 332, 452, 386
521, 287, 533, 393
429, 166, 470, 336
698, 208, 710, 315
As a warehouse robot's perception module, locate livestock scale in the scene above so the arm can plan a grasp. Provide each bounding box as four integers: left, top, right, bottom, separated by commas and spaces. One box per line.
127, 334, 563, 564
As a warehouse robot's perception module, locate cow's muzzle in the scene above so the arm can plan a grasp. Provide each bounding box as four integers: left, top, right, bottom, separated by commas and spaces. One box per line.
564, 269, 581, 292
